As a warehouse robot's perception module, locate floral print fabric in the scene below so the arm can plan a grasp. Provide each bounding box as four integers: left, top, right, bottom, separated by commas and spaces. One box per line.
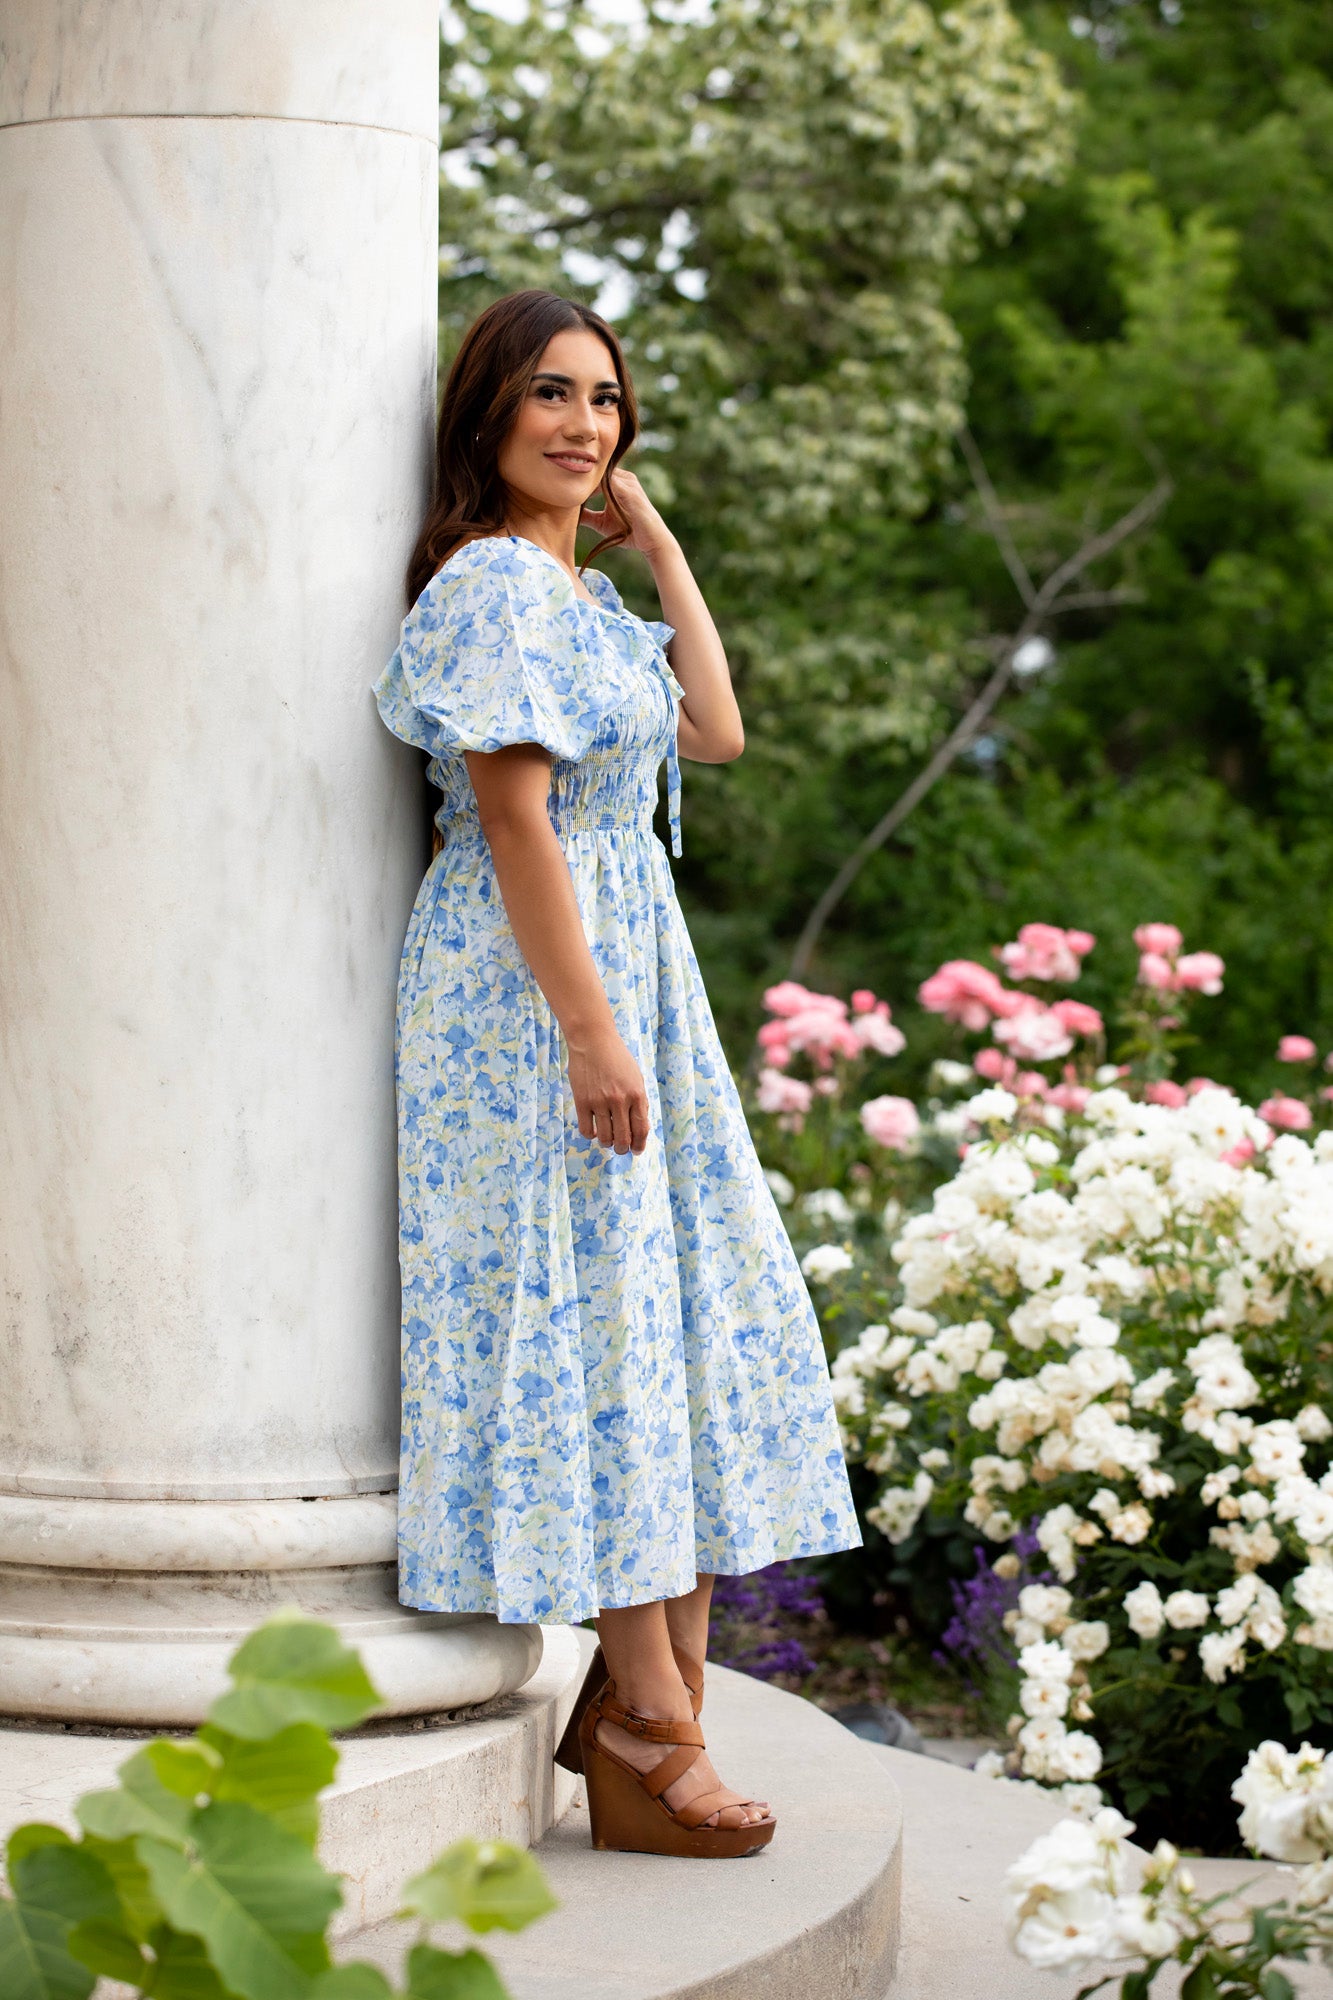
373, 534, 861, 1625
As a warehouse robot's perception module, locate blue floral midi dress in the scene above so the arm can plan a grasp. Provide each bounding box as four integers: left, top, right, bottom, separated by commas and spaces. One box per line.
373, 533, 861, 1625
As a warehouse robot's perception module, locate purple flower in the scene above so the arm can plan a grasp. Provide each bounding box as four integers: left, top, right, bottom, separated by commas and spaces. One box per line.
936, 1532, 1052, 1688
710, 1562, 824, 1683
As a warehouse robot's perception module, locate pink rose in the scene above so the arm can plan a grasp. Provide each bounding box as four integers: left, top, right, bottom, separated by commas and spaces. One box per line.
1048, 1081, 1090, 1112
1258, 1094, 1313, 1132
850, 989, 878, 1014
1014, 1071, 1049, 1099
993, 1008, 1075, 1063
999, 922, 1088, 984
973, 1048, 1015, 1082
1220, 1137, 1255, 1167
1144, 1079, 1188, 1108
756, 1067, 813, 1115
1138, 952, 1176, 990
1322, 1086, 1333, 1104
1186, 1077, 1219, 1095
1050, 998, 1103, 1038
1277, 1035, 1317, 1063
860, 1095, 921, 1152
853, 1009, 907, 1058
763, 980, 847, 1020
1134, 923, 1183, 957
1174, 951, 1225, 995
918, 959, 1013, 1031
1066, 930, 1096, 958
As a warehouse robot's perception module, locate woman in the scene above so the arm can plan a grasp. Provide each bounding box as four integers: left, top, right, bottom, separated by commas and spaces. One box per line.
373, 289, 861, 1859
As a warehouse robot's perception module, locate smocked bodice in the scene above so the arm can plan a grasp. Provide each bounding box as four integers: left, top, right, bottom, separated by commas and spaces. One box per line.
372, 534, 685, 859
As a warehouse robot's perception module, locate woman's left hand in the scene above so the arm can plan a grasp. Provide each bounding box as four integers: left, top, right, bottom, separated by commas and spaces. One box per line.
580, 465, 676, 563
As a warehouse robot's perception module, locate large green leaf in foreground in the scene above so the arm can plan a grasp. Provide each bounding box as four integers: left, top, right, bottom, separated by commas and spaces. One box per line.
138, 1800, 341, 2000
208, 1619, 382, 1741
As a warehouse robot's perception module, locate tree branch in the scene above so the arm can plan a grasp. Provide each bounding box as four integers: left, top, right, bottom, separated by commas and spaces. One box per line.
787, 471, 1172, 979
957, 426, 1037, 609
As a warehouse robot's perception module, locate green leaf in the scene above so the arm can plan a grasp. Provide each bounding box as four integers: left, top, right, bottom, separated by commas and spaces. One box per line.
208, 1620, 382, 1741
146, 1741, 224, 1801
147, 1924, 237, 2000
405, 1942, 512, 2000
1181, 1964, 1220, 2000
6, 1827, 75, 1870
0, 1842, 118, 2000
0, 1897, 93, 2000
1122, 1973, 1151, 2000
11, 1842, 123, 1930
82, 1834, 163, 1940
203, 1722, 339, 1846
310, 1965, 397, 2000
65, 1918, 150, 1984
77, 1749, 194, 1845
398, 1839, 556, 1936
1258, 1973, 1296, 2000
137, 1801, 341, 2000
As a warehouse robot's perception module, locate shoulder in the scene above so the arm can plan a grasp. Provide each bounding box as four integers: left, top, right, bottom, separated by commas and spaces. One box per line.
406, 536, 554, 644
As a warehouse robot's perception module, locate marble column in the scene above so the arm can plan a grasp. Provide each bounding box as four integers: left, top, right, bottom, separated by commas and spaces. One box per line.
0, 0, 541, 1722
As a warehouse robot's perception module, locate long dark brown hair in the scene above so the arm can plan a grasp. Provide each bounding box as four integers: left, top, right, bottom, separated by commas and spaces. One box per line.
405, 290, 640, 609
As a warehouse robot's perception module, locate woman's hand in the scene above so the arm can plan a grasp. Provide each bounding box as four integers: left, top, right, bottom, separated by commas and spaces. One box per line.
566, 1025, 651, 1155
580, 466, 677, 564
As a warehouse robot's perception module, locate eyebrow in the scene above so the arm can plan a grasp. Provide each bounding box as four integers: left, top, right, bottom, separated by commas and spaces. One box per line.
531, 371, 622, 390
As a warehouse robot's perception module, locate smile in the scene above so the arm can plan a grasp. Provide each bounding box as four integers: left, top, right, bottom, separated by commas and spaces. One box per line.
545, 453, 598, 472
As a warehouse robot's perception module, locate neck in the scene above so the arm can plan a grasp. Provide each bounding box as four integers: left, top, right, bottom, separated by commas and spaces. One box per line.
500, 498, 583, 572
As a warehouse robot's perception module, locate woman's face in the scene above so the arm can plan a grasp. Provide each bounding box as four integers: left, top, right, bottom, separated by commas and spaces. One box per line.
496, 327, 624, 518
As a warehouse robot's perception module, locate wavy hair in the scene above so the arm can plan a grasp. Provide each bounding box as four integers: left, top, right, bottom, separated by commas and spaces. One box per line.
405, 289, 640, 609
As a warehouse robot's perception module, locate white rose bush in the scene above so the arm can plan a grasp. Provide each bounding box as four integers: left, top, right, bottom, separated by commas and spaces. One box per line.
836, 1080, 1333, 1844
1004, 1739, 1333, 1998
752, 919, 1333, 1850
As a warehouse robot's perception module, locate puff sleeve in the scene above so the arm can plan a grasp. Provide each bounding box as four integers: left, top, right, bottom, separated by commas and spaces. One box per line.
373, 539, 635, 763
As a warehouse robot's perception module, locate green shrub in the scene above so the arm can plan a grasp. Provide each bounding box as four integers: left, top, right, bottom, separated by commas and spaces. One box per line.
0, 1616, 555, 1999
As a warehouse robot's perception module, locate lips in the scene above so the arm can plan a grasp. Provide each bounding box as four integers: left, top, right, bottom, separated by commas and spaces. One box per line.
546, 453, 597, 471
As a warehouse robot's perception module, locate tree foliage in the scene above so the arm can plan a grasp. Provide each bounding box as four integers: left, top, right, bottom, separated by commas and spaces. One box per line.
438, 0, 1333, 1097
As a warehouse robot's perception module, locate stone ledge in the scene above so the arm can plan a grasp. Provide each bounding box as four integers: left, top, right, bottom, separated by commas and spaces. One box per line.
346, 1643, 904, 2000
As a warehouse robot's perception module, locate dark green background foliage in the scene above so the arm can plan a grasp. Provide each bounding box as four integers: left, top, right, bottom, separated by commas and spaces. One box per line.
438, 0, 1333, 1098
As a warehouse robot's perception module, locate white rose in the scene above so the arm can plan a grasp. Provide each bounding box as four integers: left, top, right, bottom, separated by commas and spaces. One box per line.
1295, 1405, 1333, 1443
1059, 1732, 1105, 1782
800, 1243, 854, 1283
763, 1168, 795, 1205
1062, 1621, 1111, 1663
1163, 1590, 1210, 1630
1199, 1629, 1247, 1684
1019, 1640, 1076, 1684
1123, 1580, 1164, 1640
1020, 1678, 1072, 1720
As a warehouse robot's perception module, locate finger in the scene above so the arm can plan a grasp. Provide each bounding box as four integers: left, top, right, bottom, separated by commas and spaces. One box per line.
629, 1095, 650, 1155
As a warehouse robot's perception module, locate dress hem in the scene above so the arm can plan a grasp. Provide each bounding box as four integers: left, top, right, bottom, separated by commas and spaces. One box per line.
397, 1522, 864, 1628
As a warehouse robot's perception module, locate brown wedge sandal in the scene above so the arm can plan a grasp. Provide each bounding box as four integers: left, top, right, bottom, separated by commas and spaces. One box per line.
554, 1640, 704, 1775
578, 1678, 776, 1859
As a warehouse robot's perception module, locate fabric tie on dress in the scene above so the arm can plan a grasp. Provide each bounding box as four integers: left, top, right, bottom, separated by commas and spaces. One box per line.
642, 639, 684, 858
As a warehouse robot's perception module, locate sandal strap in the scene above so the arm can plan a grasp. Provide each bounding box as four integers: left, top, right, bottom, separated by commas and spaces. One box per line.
641, 1743, 703, 1799
672, 1786, 766, 1832
598, 1687, 704, 1748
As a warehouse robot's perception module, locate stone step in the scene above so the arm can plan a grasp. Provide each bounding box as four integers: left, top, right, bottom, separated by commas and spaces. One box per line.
345, 1637, 904, 2000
